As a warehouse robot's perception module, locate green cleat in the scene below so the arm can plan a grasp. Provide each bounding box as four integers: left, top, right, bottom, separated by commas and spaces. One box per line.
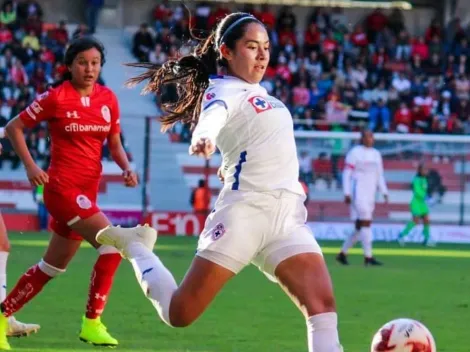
79, 316, 118, 348
0, 314, 11, 350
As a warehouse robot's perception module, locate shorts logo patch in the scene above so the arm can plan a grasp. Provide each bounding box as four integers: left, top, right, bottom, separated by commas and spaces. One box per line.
248, 96, 272, 114
212, 223, 225, 240
76, 195, 92, 210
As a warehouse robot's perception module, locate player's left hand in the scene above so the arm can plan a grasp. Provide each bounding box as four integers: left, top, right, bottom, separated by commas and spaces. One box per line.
123, 169, 138, 187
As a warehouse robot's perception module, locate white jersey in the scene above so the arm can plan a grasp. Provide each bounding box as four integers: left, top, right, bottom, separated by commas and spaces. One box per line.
342, 145, 388, 201
191, 75, 304, 196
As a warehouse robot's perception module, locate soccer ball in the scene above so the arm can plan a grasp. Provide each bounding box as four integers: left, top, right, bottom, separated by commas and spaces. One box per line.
370, 318, 436, 352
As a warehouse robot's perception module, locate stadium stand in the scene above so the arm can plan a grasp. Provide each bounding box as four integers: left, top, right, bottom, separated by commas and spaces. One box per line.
131, 3, 470, 224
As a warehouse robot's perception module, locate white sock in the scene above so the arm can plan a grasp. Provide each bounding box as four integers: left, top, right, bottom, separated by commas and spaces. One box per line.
341, 230, 359, 254
360, 227, 373, 258
127, 242, 177, 326
307, 312, 342, 352
0, 252, 8, 302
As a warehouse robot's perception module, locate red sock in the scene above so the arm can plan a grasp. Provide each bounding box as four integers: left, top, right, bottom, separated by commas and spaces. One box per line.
85, 253, 122, 319
1, 264, 53, 317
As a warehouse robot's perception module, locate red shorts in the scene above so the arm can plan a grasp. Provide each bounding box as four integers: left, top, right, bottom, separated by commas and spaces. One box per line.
44, 185, 100, 240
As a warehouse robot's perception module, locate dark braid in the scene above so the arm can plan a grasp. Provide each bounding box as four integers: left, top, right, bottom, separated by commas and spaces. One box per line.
125, 12, 262, 132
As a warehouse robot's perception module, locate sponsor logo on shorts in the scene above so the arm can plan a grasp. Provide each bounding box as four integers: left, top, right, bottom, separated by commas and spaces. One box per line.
76, 195, 92, 210
212, 223, 225, 240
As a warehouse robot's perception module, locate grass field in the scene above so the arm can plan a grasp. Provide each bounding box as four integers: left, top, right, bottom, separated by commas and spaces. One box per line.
6, 232, 470, 352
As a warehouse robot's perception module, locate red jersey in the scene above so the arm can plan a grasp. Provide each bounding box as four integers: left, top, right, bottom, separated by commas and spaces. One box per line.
19, 81, 120, 191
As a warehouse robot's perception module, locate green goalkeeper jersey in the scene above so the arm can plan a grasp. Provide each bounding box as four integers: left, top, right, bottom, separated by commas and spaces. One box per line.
410, 176, 429, 216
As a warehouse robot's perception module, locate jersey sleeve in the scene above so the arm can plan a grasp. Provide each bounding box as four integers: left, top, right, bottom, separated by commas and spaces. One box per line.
109, 92, 121, 135
191, 100, 228, 147
19, 90, 56, 128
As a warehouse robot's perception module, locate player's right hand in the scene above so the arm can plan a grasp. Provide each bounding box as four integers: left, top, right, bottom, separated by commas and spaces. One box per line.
190, 138, 215, 158
217, 166, 224, 184
26, 164, 49, 186
344, 195, 351, 204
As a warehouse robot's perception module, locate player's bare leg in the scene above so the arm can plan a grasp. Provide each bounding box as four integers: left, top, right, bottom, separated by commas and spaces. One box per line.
336, 220, 361, 265
359, 220, 382, 266
398, 216, 420, 247
275, 252, 343, 352
96, 225, 236, 327
0, 214, 41, 340
69, 212, 122, 347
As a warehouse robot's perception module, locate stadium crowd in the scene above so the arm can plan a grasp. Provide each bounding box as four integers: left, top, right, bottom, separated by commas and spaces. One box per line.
132, 2, 470, 142
0, 0, 132, 169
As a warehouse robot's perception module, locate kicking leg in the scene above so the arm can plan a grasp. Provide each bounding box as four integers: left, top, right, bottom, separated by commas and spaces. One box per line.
275, 252, 342, 352
398, 216, 419, 246
97, 225, 237, 327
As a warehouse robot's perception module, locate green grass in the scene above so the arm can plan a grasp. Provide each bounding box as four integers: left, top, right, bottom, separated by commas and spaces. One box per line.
6, 233, 470, 351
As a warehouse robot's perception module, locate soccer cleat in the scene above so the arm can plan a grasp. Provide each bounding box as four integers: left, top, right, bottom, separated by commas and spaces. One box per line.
79, 316, 118, 347
336, 252, 349, 265
365, 257, 383, 266
0, 314, 11, 350
7, 316, 40, 337
96, 224, 157, 259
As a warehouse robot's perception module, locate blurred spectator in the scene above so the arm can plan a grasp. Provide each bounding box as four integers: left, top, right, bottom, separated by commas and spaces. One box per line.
132, 23, 153, 62
86, 0, 103, 34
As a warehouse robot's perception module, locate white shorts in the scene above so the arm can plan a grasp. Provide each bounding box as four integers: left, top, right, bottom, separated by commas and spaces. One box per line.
350, 199, 375, 221
196, 189, 322, 282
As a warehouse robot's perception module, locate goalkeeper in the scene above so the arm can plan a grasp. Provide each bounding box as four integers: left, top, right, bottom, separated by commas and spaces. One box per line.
398, 164, 434, 246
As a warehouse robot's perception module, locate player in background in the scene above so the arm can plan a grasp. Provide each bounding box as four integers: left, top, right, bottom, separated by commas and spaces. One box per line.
336, 130, 388, 266
0, 37, 138, 350
96, 12, 343, 352
0, 129, 40, 339
398, 164, 434, 246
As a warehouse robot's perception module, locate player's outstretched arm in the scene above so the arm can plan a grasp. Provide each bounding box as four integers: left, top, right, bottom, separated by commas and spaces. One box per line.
5, 117, 48, 186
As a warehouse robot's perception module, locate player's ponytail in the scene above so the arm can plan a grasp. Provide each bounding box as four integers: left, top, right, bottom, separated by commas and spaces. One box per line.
126, 12, 262, 132
125, 31, 218, 132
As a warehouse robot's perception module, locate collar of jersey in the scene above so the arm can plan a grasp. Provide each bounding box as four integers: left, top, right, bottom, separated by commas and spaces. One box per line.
64, 80, 97, 98
209, 75, 262, 90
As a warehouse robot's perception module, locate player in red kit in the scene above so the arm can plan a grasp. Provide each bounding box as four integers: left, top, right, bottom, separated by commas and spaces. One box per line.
0, 37, 139, 350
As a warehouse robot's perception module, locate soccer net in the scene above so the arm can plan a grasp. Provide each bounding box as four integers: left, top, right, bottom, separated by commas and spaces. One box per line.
294, 131, 470, 226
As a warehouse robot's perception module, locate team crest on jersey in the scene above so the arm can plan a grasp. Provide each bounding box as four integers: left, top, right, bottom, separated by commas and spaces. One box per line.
248, 96, 273, 114
212, 223, 225, 240
76, 195, 92, 210
101, 105, 111, 123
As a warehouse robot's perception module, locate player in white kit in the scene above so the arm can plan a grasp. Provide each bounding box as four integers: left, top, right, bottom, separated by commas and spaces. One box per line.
336, 130, 388, 266
96, 12, 343, 352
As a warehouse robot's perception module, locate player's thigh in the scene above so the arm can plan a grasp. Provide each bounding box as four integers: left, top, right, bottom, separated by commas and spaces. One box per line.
196, 193, 271, 275
353, 200, 374, 224
44, 187, 109, 247
43, 231, 82, 270
253, 193, 322, 282
0, 213, 9, 252
275, 252, 336, 317
170, 255, 235, 327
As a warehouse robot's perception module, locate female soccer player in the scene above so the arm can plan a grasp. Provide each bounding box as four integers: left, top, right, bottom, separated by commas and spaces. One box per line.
0, 37, 139, 350
398, 163, 434, 246
98, 13, 343, 351
0, 132, 40, 339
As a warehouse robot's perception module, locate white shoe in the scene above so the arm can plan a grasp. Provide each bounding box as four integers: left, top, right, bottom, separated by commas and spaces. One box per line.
96, 224, 157, 258
7, 316, 40, 337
